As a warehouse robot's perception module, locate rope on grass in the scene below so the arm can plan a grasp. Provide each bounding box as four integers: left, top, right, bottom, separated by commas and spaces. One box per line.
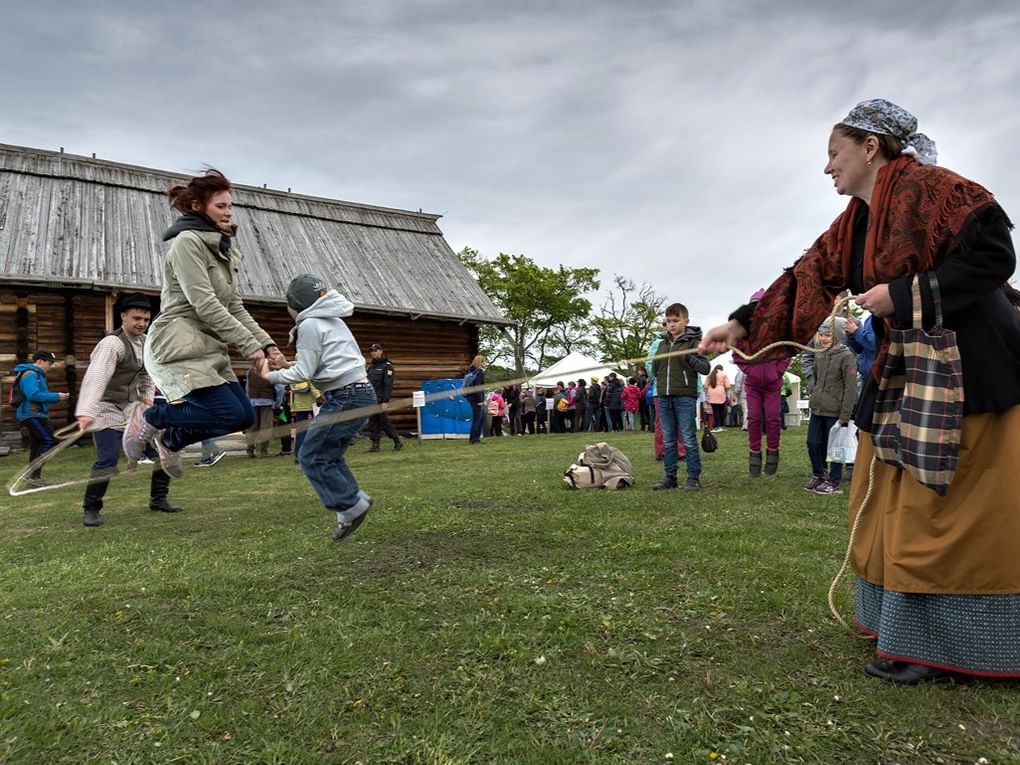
827, 454, 878, 639
7, 423, 91, 496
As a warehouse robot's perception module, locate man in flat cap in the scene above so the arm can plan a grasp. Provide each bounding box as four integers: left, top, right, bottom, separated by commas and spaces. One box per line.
75, 293, 181, 527
365, 343, 402, 452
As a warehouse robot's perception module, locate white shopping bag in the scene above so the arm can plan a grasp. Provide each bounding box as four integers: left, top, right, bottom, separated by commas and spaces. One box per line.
827, 421, 858, 464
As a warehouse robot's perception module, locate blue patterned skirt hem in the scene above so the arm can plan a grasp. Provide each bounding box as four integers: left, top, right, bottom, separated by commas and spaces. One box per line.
856, 578, 1020, 676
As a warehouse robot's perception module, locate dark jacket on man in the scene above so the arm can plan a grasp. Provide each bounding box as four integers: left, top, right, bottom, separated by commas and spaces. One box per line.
367, 356, 396, 403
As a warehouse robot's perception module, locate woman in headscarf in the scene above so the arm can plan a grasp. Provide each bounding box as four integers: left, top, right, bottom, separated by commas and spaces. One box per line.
123, 169, 287, 477
701, 99, 1020, 683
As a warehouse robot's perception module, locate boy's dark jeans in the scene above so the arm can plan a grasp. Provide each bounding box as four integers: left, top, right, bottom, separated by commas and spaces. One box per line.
658, 395, 701, 479
24, 416, 56, 480
298, 383, 375, 514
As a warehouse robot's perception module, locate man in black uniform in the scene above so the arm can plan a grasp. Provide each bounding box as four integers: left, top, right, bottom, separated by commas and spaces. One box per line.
366, 343, 402, 452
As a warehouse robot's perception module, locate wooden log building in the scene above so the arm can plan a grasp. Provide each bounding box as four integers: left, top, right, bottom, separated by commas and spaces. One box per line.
0, 143, 506, 444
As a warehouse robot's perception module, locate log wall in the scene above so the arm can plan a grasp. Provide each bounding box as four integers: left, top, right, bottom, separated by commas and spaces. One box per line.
1, 287, 479, 438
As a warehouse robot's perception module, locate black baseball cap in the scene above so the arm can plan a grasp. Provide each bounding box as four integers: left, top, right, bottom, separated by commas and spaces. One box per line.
32, 350, 56, 362
369, 343, 383, 351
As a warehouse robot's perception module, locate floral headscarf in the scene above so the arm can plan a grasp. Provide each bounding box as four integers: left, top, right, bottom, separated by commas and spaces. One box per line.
840, 98, 938, 166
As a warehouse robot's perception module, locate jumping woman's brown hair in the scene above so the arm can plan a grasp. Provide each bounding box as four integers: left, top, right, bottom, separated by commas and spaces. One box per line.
167, 169, 232, 214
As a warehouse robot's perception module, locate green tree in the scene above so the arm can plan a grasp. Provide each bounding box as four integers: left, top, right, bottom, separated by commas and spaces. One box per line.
543, 317, 597, 366
457, 247, 600, 377
590, 276, 665, 367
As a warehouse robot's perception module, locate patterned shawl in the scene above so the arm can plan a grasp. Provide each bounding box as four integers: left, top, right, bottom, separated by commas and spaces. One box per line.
747, 156, 998, 376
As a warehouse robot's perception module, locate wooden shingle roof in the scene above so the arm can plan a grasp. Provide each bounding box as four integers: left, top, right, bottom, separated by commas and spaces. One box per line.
0, 143, 506, 324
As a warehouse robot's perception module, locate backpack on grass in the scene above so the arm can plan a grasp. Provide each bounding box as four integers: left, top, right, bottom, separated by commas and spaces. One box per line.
563, 442, 634, 490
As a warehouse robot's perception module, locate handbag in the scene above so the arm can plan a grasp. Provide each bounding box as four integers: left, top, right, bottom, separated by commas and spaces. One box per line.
700, 426, 718, 453
870, 273, 964, 496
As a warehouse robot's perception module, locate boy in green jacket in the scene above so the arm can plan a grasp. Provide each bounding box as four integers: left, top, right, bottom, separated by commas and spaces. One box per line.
650, 303, 711, 490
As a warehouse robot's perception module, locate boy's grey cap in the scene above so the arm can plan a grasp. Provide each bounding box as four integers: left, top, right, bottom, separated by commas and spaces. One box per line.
286, 273, 329, 311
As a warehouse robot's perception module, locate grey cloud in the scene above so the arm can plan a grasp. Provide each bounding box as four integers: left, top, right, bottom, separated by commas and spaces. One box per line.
2, 0, 1018, 335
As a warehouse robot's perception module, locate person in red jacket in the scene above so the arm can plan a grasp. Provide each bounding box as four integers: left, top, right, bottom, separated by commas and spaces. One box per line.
621, 377, 641, 431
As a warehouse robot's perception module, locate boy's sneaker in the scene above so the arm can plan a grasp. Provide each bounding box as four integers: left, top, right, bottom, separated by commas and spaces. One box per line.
123, 403, 158, 465
804, 475, 825, 491
814, 480, 843, 495
332, 492, 373, 541
683, 477, 702, 491
151, 434, 184, 479
652, 475, 678, 490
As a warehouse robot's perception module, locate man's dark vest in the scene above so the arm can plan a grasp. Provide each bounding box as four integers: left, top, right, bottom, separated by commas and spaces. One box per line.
101, 329, 143, 406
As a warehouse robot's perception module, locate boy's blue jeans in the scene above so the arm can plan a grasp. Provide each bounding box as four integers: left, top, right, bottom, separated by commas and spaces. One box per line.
298, 383, 375, 514
658, 395, 701, 479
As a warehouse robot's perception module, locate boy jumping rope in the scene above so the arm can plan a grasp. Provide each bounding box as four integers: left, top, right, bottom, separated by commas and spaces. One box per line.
260, 274, 376, 541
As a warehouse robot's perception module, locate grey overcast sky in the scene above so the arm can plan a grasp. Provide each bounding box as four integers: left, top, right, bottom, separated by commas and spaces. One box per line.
2, 0, 1018, 334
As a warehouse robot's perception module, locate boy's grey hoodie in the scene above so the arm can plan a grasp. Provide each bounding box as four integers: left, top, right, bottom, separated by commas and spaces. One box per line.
266, 290, 368, 392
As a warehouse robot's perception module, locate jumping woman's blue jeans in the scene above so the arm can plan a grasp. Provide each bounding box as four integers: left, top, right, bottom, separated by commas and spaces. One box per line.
144, 382, 254, 452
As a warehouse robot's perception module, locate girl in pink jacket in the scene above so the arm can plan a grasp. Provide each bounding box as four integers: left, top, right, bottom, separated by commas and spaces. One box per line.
622, 378, 642, 431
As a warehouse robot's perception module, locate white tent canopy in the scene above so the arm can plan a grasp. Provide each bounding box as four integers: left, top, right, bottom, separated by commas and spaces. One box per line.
527, 351, 622, 390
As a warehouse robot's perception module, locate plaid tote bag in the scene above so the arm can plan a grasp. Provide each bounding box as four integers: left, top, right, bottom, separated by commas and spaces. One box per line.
870, 273, 964, 496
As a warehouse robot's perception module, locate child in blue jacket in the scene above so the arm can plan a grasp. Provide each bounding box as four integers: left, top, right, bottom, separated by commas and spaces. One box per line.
13, 350, 69, 487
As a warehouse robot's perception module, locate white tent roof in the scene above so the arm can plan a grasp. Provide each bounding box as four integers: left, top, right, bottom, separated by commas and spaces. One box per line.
527, 351, 621, 389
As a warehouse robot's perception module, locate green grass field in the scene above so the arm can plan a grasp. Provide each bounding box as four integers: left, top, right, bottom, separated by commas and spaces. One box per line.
2, 427, 1018, 764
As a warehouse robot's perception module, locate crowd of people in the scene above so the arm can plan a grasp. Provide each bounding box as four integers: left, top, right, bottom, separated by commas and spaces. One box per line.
479, 372, 653, 438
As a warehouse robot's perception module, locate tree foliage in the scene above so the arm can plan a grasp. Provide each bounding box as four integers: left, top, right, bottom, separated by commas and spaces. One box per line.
458, 248, 600, 376
543, 317, 597, 366
590, 276, 666, 369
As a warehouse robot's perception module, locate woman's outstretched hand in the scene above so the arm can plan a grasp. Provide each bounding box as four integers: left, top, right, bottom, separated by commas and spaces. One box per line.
853, 284, 893, 318
699, 320, 747, 355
